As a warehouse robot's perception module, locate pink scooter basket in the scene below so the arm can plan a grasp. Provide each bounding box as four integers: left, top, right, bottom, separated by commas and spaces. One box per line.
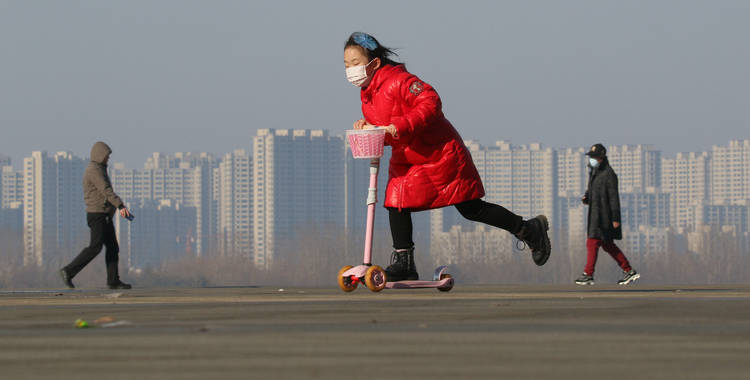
346, 128, 386, 159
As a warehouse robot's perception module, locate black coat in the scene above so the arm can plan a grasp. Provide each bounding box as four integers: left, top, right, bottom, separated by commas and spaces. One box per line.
583, 158, 622, 241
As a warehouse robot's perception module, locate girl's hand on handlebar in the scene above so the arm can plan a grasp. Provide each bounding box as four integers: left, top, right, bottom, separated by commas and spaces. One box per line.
384, 124, 398, 138
353, 120, 397, 137
353, 119, 378, 130
353, 119, 367, 129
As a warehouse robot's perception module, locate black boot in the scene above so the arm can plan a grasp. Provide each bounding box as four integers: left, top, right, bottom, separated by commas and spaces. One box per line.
514, 215, 551, 266
59, 268, 75, 289
385, 247, 419, 282
108, 281, 132, 290
106, 262, 132, 290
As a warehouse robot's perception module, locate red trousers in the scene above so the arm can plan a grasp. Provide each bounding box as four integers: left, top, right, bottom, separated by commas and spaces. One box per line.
584, 238, 632, 275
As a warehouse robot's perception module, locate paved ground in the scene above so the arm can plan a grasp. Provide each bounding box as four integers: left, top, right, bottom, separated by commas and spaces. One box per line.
1, 285, 749, 380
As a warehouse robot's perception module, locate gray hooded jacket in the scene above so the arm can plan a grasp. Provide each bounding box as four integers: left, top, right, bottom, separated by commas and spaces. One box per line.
83, 142, 124, 215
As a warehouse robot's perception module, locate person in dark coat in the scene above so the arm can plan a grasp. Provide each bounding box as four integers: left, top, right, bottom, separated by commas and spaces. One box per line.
575, 143, 640, 285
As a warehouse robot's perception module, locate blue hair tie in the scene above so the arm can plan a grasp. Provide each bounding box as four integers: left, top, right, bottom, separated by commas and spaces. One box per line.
352, 32, 378, 51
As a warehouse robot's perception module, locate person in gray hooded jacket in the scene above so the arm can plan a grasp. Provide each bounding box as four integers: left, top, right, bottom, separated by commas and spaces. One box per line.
60, 142, 132, 289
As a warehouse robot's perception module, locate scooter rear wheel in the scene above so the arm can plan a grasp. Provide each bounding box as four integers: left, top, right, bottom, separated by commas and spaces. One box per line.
338, 265, 357, 292
365, 265, 387, 292
437, 273, 453, 292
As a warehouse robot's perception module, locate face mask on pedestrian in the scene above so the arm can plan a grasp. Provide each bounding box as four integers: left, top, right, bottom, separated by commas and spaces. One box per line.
589, 158, 600, 168
346, 59, 375, 87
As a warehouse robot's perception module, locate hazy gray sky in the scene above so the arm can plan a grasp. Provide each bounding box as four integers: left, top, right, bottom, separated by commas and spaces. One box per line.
1, 0, 748, 168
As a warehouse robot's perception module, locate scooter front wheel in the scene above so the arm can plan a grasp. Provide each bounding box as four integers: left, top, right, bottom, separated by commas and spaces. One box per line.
338, 265, 357, 292
365, 265, 387, 292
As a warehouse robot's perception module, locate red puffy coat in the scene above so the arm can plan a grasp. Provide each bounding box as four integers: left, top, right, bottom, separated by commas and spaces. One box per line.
360, 64, 485, 210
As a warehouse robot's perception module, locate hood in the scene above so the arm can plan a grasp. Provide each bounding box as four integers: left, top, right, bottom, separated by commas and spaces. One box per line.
90, 141, 112, 164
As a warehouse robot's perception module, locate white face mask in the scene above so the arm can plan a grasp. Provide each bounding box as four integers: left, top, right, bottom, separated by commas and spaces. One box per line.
589, 158, 600, 168
346, 59, 374, 87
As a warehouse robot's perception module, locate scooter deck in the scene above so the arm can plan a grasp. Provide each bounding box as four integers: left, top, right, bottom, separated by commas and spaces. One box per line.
385, 278, 453, 289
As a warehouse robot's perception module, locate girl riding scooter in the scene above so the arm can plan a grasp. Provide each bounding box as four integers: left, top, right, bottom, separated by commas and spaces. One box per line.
344, 32, 552, 281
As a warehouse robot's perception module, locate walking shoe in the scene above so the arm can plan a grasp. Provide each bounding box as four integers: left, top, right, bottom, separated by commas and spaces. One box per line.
59, 269, 75, 289
514, 215, 552, 266
575, 273, 595, 285
618, 270, 640, 285
385, 247, 419, 282
108, 281, 132, 290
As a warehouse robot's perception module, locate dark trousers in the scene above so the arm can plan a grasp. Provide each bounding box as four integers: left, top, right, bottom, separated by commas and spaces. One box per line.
388, 198, 524, 249
584, 238, 632, 275
64, 213, 121, 284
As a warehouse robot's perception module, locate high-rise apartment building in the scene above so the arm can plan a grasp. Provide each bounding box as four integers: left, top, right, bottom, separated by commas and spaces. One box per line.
1, 155, 24, 265
0, 206, 22, 232
252, 129, 344, 269
710, 140, 750, 205
0, 205, 23, 265
621, 225, 672, 257
22, 151, 86, 266
110, 165, 154, 201
114, 199, 197, 269
1, 165, 24, 208
217, 149, 252, 259
692, 204, 749, 234
190, 154, 220, 256
620, 191, 671, 229
467, 141, 556, 220
606, 144, 661, 193
556, 147, 588, 198
661, 152, 710, 229
111, 152, 218, 257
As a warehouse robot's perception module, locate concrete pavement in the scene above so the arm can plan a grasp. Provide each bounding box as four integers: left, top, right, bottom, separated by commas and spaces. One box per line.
1, 285, 749, 379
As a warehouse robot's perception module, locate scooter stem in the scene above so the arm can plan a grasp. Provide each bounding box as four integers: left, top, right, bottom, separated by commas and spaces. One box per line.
363, 158, 380, 265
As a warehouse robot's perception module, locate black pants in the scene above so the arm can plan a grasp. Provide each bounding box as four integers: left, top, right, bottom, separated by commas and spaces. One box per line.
64, 212, 120, 284
388, 198, 524, 249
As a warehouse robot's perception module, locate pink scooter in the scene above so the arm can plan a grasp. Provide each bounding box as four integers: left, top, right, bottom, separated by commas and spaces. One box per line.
338, 128, 454, 293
